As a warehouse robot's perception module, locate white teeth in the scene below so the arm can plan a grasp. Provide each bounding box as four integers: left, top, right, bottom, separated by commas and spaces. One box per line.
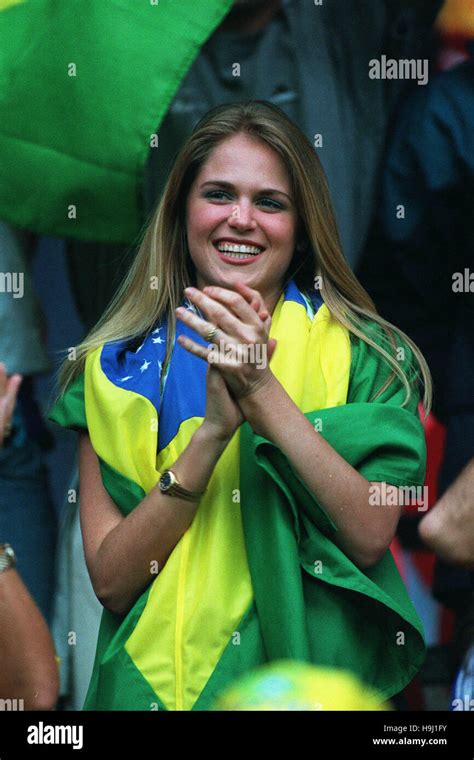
223, 252, 254, 259
216, 242, 263, 255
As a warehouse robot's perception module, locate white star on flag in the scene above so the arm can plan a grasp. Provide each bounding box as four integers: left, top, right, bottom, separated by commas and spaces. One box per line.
119, 375, 133, 382
152, 327, 163, 334
152, 336, 164, 344
157, 360, 162, 371
136, 343, 144, 353
140, 360, 151, 372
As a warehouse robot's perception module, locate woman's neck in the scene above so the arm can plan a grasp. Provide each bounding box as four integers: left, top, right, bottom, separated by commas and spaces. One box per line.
264, 285, 285, 316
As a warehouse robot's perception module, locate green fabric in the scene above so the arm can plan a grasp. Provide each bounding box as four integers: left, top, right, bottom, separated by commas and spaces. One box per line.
237, 329, 427, 699
0, 0, 233, 242
192, 602, 266, 710
240, 408, 426, 699
100, 459, 145, 518
83, 584, 165, 711
48, 372, 86, 430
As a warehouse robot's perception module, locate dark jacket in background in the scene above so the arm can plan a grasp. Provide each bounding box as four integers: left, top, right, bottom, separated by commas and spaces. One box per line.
358, 47, 474, 606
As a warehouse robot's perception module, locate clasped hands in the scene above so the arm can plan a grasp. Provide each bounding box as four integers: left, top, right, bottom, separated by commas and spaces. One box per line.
175, 280, 278, 438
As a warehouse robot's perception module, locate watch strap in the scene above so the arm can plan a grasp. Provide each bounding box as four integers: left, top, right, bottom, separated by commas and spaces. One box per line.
160, 470, 205, 502
168, 482, 204, 502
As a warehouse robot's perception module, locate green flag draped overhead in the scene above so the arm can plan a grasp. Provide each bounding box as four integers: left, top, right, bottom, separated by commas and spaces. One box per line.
0, 0, 233, 242
48, 282, 427, 710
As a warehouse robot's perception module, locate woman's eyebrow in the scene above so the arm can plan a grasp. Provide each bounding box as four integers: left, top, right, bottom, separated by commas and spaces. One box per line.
200, 180, 292, 201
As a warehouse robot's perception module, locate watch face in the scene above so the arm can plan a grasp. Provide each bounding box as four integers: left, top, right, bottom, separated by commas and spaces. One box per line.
0, 544, 15, 568
159, 472, 172, 491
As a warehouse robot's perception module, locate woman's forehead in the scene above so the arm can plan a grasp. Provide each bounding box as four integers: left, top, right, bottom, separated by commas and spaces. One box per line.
195, 134, 291, 189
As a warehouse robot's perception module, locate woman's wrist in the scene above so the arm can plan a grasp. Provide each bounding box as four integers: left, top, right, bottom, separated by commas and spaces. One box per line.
166, 421, 231, 497
197, 420, 234, 448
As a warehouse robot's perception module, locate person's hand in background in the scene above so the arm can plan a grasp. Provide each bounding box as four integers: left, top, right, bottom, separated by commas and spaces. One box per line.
419, 458, 474, 570
0, 563, 59, 710
0, 362, 22, 447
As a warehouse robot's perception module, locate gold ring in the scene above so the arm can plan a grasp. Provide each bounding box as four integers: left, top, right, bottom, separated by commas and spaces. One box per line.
205, 325, 219, 343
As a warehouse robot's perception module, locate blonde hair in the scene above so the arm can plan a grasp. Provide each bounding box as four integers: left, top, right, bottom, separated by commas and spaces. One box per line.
53, 100, 432, 415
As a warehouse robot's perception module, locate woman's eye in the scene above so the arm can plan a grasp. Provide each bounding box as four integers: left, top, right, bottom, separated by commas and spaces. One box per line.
258, 198, 284, 210
204, 191, 284, 210
205, 190, 232, 200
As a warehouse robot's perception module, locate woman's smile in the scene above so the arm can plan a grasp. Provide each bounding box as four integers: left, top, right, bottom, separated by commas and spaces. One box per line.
213, 237, 266, 264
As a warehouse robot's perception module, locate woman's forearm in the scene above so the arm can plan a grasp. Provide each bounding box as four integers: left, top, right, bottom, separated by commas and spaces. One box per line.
94, 423, 231, 615
238, 374, 401, 568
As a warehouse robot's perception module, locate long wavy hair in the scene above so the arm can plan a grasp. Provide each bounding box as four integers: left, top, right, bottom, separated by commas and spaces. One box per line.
53, 100, 432, 414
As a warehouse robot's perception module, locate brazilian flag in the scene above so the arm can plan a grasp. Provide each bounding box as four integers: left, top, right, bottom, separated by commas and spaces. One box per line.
0, 0, 233, 242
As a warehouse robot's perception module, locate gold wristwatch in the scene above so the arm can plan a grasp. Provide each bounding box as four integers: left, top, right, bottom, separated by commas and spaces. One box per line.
158, 469, 205, 502
0, 543, 17, 574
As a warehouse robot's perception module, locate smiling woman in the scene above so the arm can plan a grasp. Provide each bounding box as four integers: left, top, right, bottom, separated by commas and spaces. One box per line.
185, 132, 297, 312
48, 100, 433, 711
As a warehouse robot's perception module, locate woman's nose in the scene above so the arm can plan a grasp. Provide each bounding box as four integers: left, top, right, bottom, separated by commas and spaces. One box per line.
227, 202, 257, 230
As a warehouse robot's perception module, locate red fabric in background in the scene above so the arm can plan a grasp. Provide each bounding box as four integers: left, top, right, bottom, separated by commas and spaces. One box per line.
390, 406, 454, 644
417, 407, 454, 644
415, 404, 447, 588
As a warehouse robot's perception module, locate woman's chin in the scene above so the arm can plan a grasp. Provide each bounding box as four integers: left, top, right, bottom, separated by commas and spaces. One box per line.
206, 273, 257, 290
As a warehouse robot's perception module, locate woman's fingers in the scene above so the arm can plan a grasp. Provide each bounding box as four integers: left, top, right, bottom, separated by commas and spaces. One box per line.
176, 306, 232, 348
245, 291, 267, 321
267, 338, 278, 361
183, 288, 264, 345
200, 284, 266, 331
232, 281, 272, 329
232, 280, 269, 321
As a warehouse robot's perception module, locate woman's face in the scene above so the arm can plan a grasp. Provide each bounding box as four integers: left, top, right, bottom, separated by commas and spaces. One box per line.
185, 132, 298, 310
